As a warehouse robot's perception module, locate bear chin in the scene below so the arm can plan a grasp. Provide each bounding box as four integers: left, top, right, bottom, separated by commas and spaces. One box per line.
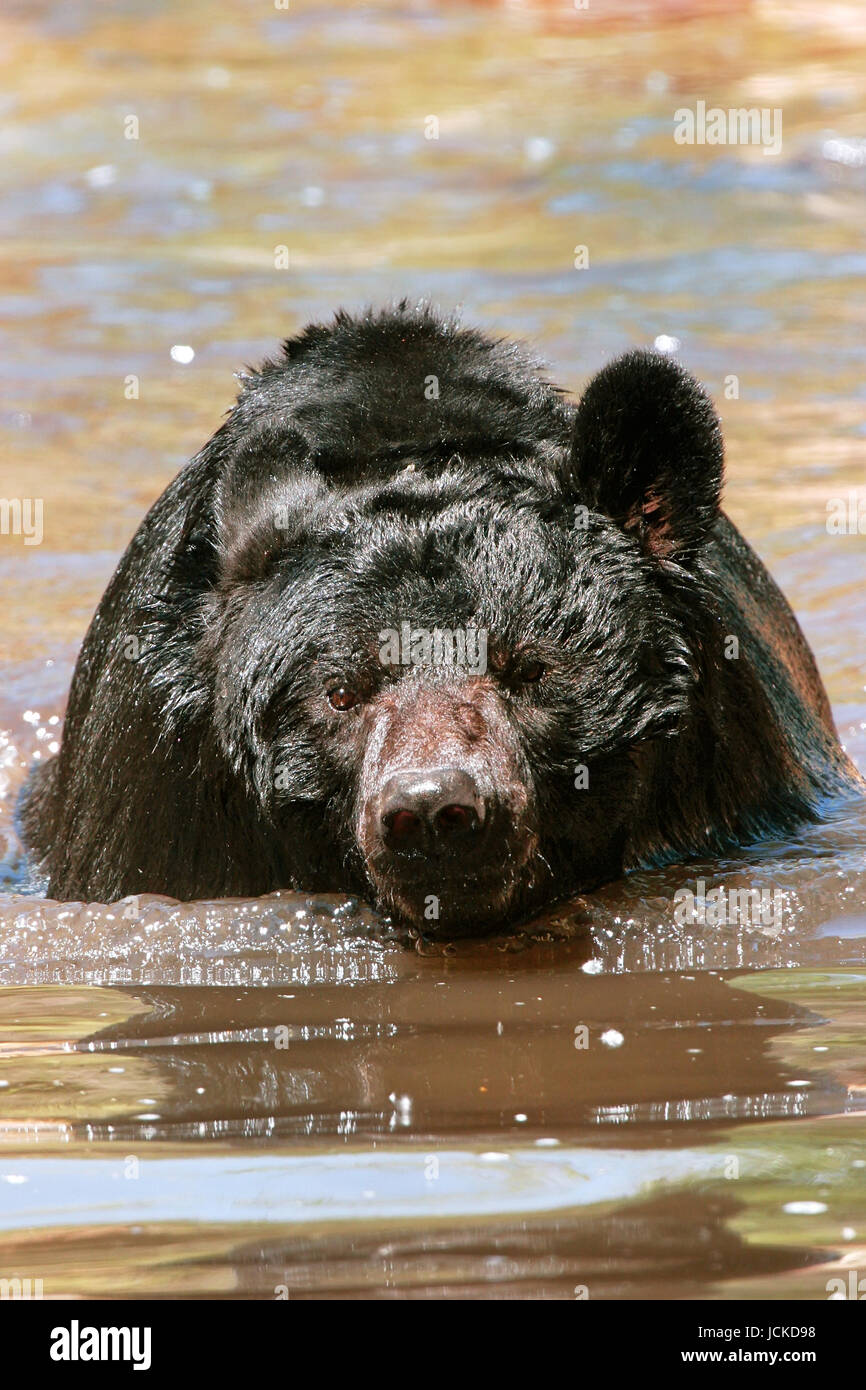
367, 846, 550, 937
371, 872, 521, 937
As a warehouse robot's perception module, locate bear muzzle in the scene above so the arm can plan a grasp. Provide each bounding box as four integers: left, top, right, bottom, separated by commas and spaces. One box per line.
377, 766, 489, 856
358, 763, 537, 934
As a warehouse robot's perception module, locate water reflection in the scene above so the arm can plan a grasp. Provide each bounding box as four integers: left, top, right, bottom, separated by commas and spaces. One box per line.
3, 965, 861, 1299
0, 960, 859, 1152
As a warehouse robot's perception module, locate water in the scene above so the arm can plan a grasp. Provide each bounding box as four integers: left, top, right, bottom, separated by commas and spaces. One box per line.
1, 0, 865, 1299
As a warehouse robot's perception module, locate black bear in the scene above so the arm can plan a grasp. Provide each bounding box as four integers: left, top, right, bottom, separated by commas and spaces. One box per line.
21, 303, 863, 933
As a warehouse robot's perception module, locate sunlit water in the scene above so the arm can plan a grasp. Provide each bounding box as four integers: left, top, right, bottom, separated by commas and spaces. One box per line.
0, 0, 864, 1298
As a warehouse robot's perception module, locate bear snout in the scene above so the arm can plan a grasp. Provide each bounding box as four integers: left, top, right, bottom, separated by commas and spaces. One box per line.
376, 766, 489, 857
357, 721, 538, 933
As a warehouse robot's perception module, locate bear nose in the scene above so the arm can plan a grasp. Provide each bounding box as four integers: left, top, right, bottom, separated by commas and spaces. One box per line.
379, 768, 486, 853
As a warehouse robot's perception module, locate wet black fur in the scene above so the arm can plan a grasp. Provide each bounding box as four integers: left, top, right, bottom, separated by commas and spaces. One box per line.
20, 302, 863, 911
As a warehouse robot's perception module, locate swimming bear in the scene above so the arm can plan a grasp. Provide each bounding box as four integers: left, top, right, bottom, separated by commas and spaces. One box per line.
20, 303, 864, 933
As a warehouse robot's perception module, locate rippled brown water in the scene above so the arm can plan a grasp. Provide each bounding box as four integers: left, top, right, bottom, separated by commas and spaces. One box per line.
0, 0, 865, 1299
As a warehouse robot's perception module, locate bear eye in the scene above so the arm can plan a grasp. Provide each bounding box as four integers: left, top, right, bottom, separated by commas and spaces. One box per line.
327, 686, 361, 711
522, 660, 545, 683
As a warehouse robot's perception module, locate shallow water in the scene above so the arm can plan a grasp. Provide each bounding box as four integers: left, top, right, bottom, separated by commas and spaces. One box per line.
1, 0, 865, 1299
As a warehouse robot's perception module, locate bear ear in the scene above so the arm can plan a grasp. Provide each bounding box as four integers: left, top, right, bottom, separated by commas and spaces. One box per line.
568, 350, 724, 560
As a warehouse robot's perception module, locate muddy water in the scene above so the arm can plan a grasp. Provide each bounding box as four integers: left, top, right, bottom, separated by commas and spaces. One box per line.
1, 0, 865, 1299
